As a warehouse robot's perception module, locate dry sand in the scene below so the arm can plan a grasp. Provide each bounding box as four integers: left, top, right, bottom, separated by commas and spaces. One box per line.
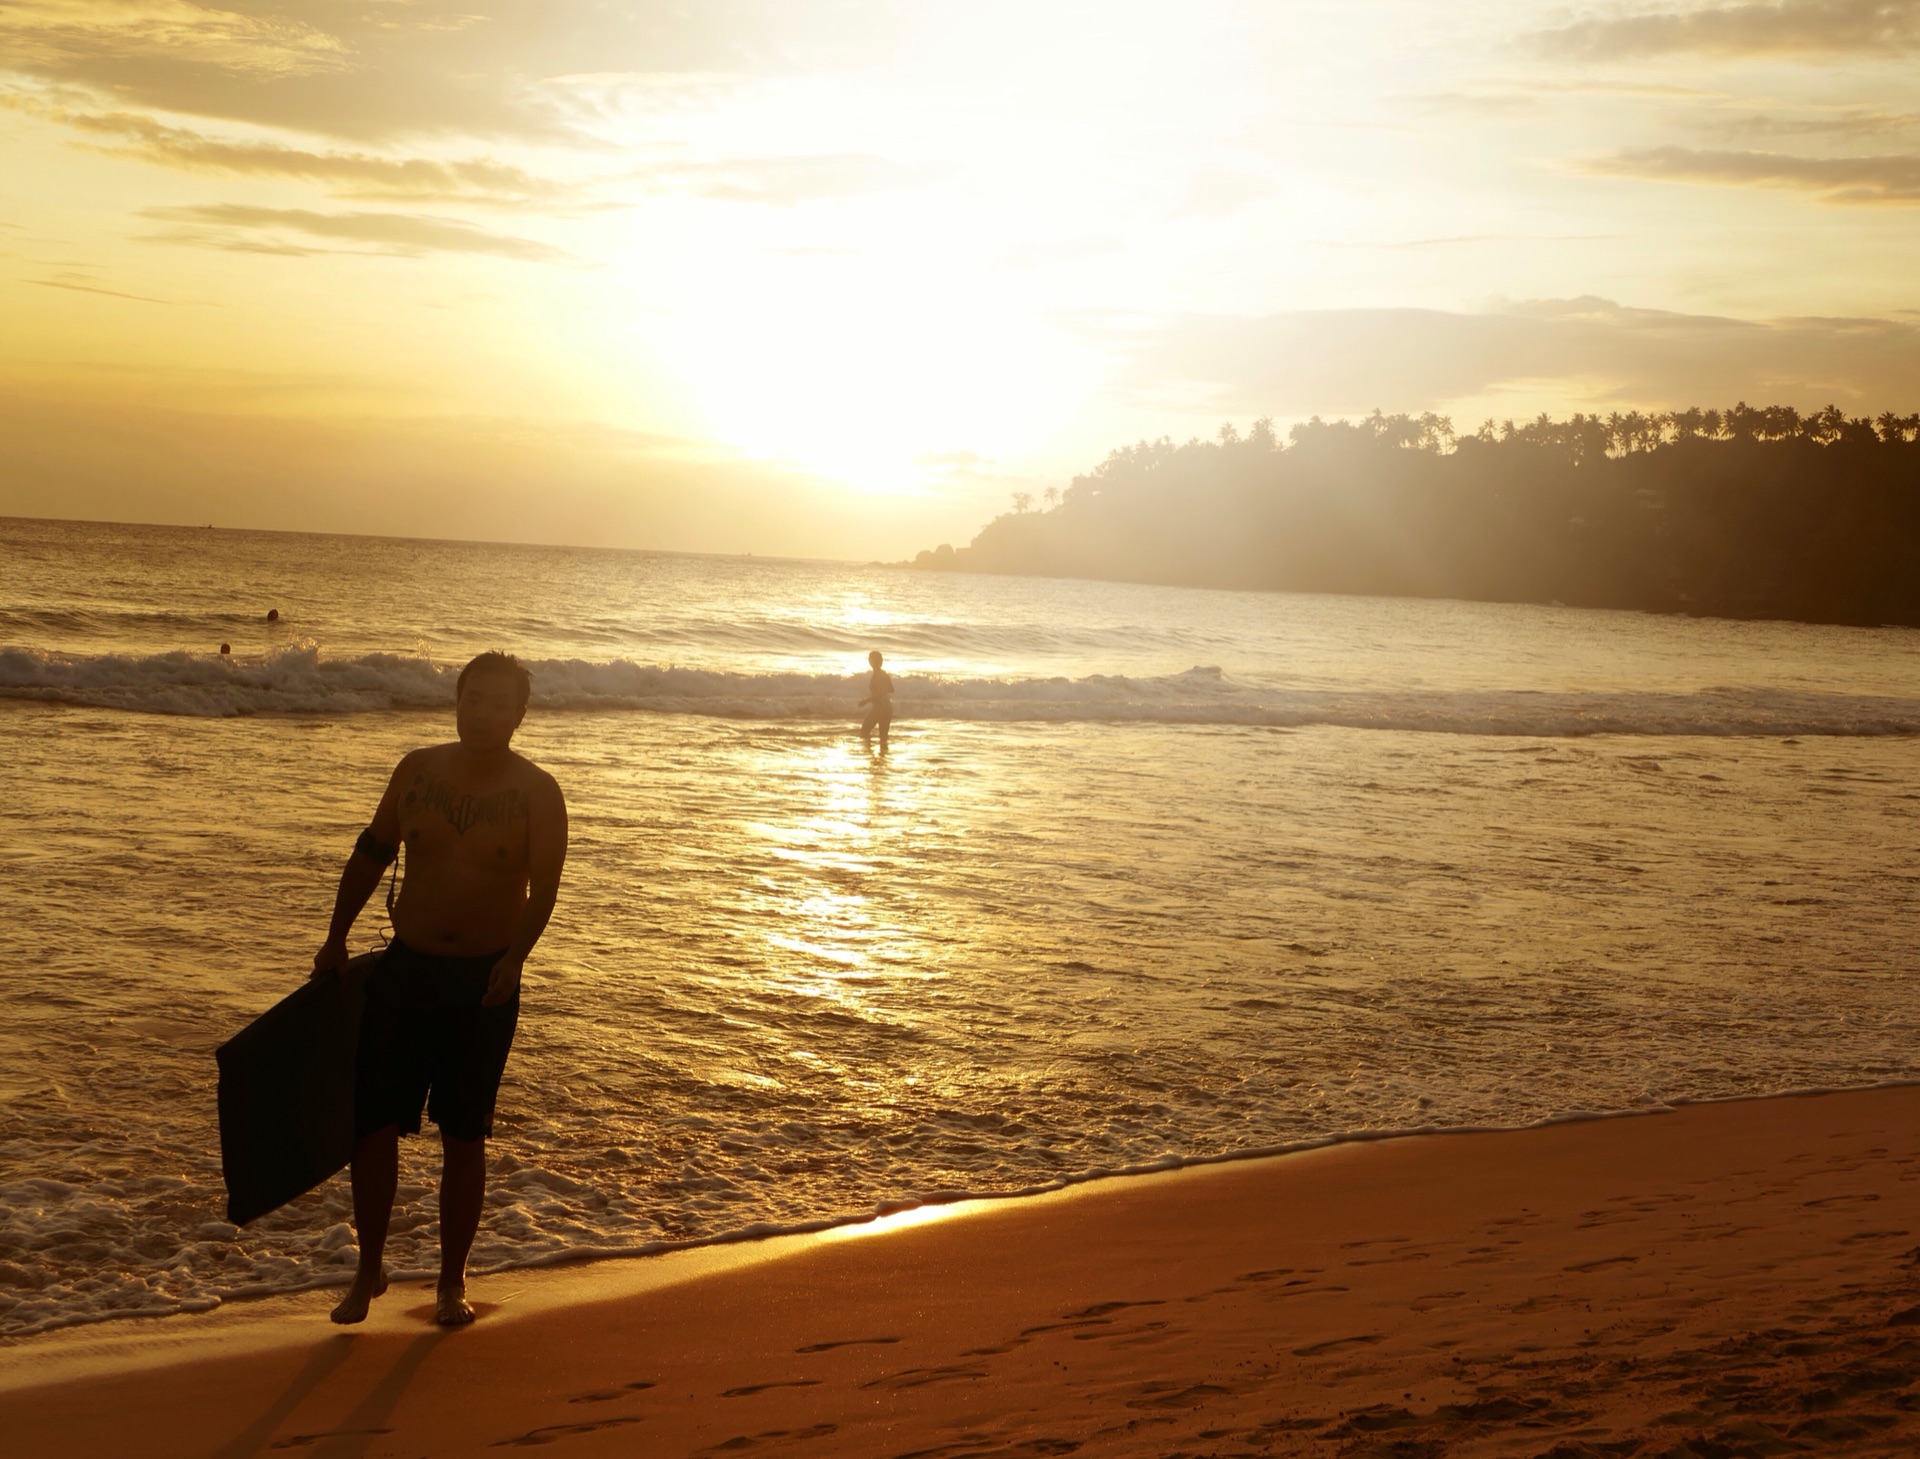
4, 1086, 1918, 1458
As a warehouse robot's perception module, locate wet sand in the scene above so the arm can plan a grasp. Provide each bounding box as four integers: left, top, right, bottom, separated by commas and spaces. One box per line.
5, 1086, 1917, 1458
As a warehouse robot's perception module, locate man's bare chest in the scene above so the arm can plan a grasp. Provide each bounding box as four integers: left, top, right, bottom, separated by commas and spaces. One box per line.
400, 769, 530, 866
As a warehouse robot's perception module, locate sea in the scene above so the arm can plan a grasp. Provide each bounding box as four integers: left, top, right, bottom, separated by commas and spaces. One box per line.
2, 514, 1917, 1340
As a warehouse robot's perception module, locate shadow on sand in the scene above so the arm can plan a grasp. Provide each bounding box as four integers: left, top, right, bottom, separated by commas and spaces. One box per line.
210, 1328, 445, 1459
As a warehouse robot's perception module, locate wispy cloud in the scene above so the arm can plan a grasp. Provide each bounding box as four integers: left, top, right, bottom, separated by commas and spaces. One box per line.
11, 90, 899, 209
29, 270, 178, 304
1107, 297, 1920, 415
0, 1, 903, 143
1526, 0, 1920, 60
139, 204, 571, 261
1711, 108, 1920, 139
0, 1, 350, 80
1585, 144, 1920, 202
63, 110, 567, 205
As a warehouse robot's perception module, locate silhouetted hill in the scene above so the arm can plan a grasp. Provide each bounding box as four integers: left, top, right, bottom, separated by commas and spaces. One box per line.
911, 407, 1920, 626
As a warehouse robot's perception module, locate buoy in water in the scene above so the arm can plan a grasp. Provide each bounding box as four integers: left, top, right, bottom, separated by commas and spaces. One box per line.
219, 643, 231, 655
266, 608, 280, 623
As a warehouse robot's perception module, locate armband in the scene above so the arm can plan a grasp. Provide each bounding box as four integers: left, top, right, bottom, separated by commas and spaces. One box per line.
354, 828, 399, 866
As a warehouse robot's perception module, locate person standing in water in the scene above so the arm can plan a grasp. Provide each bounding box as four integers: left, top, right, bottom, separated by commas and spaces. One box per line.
310, 651, 567, 1326
859, 649, 894, 753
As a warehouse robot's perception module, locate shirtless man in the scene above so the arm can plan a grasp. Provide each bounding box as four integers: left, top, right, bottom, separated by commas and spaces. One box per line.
859, 649, 893, 753
310, 651, 567, 1326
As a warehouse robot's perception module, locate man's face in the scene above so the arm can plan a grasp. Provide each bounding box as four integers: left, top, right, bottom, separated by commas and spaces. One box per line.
456, 672, 526, 752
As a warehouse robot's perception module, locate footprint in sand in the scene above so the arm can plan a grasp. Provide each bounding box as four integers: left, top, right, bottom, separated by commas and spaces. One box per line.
795, 1336, 902, 1353
1565, 1255, 1639, 1273
489, 1416, 644, 1447
268, 1430, 392, 1449
1125, 1382, 1233, 1410
1071, 1321, 1171, 1343
567, 1381, 655, 1404
697, 1422, 838, 1454
859, 1365, 989, 1390
721, 1380, 822, 1398
1066, 1299, 1164, 1318
1292, 1334, 1384, 1357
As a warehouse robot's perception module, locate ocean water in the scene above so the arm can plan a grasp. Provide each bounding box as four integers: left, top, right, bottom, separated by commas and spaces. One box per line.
2, 514, 1917, 1339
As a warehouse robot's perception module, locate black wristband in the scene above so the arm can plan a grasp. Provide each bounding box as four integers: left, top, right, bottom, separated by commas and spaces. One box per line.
354, 827, 399, 866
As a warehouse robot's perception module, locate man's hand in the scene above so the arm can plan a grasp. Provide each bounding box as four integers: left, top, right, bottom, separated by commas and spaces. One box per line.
311, 938, 350, 981
482, 952, 524, 1007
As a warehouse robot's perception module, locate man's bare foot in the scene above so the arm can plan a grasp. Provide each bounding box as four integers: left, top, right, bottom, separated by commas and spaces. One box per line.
435, 1283, 476, 1326
329, 1268, 389, 1325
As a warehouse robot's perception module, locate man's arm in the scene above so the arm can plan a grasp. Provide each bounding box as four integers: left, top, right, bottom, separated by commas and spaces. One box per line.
310, 756, 410, 980
483, 773, 568, 1007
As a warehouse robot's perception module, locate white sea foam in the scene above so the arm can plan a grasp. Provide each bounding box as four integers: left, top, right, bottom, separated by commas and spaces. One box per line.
4, 644, 1918, 735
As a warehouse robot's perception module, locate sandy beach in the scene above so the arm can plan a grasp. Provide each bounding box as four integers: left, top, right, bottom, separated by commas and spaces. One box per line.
4, 1085, 1916, 1457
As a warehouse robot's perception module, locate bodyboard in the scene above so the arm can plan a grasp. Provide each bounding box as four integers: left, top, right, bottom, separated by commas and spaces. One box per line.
215, 952, 379, 1226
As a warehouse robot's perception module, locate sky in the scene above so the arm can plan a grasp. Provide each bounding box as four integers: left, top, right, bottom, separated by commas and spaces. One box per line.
3, 0, 1919, 559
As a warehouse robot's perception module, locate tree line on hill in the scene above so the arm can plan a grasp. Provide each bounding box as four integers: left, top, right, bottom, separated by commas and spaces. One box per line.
910, 405, 1920, 626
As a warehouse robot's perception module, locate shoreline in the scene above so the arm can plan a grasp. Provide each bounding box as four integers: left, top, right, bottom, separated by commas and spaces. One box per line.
10, 1077, 1915, 1351
5, 1085, 1917, 1456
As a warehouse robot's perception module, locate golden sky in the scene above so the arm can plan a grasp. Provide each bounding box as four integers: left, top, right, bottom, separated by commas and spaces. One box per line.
4, 0, 1919, 557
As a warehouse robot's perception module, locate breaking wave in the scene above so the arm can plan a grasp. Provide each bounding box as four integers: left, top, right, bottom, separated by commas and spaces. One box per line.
3, 643, 1918, 735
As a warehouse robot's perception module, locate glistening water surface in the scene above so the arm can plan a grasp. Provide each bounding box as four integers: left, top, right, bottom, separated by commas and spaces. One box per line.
1, 518, 1916, 1338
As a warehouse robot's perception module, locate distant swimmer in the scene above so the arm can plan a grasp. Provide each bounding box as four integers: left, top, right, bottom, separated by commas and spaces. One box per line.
266, 608, 280, 623
310, 651, 568, 1327
859, 649, 893, 753
219, 643, 231, 655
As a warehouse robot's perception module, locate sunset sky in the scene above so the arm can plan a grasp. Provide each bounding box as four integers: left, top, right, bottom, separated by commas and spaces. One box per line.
4, 0, 1919, 558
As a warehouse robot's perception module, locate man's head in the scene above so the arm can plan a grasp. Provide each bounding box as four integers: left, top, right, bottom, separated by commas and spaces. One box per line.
455, 651, 531, 752
869, 650, 884, 668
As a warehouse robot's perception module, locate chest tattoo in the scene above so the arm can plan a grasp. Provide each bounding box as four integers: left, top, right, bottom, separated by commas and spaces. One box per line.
406, 774, 528, 837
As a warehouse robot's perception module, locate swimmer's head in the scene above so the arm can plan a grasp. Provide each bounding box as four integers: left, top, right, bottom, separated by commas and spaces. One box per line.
869, 650, 884, 668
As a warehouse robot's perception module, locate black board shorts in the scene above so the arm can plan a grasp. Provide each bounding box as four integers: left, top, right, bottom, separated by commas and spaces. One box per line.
354, 938, 519, 1142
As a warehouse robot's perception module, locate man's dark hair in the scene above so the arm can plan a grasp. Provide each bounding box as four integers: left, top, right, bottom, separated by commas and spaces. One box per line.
457, 650, 532, 708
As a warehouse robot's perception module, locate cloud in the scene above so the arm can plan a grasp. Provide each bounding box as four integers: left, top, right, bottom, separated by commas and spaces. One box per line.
139, 204, 571, 260
29, 271, 178, 304
1526, 0, 1920, 60
1, 1, 349, 80
1713, 108, 1920, 139
1109, 297, 1920, 416
62, 110, 566, 204
0, 1, 904, 143
15, 95, 904, 208
1585, 144, 1920, 202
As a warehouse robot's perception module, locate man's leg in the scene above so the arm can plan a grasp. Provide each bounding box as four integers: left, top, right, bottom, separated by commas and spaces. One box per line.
331, 1124, 399, 1324
436, 1132, 487, 1325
